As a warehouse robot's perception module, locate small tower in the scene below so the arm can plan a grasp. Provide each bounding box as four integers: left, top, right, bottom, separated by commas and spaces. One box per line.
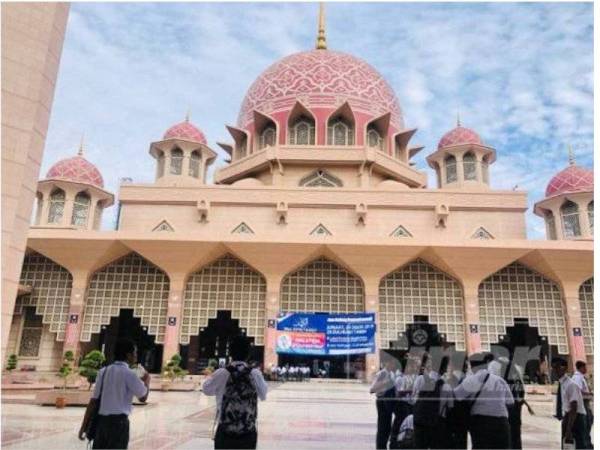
534, 146, 593, 240
150, 114, 217, 185
426, 117, 495, 189
36, 138, 114, 230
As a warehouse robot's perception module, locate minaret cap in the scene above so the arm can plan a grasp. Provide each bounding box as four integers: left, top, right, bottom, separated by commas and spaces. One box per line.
316, 3, 327, 50
568, 144, 575, 166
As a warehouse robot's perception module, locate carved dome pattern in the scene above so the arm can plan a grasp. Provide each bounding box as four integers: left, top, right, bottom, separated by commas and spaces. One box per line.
163, 121, 207, 144
438, 126, 482, 150
238, 50, 403, 130
545, 165, 593, 198
46, 156, 104, 188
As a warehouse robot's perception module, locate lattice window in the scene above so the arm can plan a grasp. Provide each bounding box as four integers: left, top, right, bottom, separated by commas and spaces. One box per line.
289, 117, 315, 145
17, 252, 72, 341
579, 278, 593, 355
445, 155, 457, 183
259, 126, 276, 149
82, 253, 169, 343
545, 211, 557, 240
390, 225, 412, 238
561, 200, 581, 238
463, 152, 477, 181
153, 220, 174, 232
232, 222, 254, 234
478, 262, 567, 353
300, 170, 343, 188
472, 227, 494, 239
281, 257, 364, 314
48, 188, 65, 224
18, 307, 43, 357
310, 224, 332, 236
367, 126, 383, 150
170, 148, 183, 175
327, 118, 354, 146
588, 201, 593, 234
189, 151, 201, 178
71, 191, 91, 227
181, 254, 266, 345
379, 259, 465, 351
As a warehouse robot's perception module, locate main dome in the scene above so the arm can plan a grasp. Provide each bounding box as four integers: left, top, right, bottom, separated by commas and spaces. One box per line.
46, 155, 104, 188
545, 164, 593, 198
237, 50, 404, 131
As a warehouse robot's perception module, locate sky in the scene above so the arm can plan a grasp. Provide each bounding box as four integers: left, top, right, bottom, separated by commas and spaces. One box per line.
42, 2, 594, 237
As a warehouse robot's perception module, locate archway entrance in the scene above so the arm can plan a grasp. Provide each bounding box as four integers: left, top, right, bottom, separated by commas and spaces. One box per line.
87, 309, 163, 373
180, 310, 263, 374
491, 318, 557, 384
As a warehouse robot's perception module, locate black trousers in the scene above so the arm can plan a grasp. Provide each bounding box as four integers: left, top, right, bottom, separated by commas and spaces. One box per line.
584, 404, 594, 449
414, 421, 449, 449
93, 414, 129, 449
390, 401, 411, 443
562, 413, 588, 449
508, 404, 523, 449
214, 424, 257, 449
376, 398, 394, 449
470, 415, 510, 449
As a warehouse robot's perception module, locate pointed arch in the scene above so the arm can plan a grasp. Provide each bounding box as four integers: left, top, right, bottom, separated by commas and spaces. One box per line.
300, 169, 343, 188
254, 110, 278, 150
310, 223, 332, 236
390, 225, 412, 238
478, 261, 567, 353
280, 257, 364, 313
378, 259, 465, 351
71, 191, 91, 226
561, 200, 581, 237
327, 102, 355, 146
579, 278, 593, 356
287, 102, 316, 145
445, 154, 457, 183
471, 227, 494, 239
463, 151, 477, 181
152, 220, 175, 232
232, 222, 254, 234
181, 254, 266, 345
82, 252, 170, 343
48, 187, 65, 223
170, 147, 183, 175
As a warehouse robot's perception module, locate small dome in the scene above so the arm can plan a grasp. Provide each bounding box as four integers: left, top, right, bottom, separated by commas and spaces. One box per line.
163, 120, 207, 144
438, 125, 482, 150
46, 155, 104, 188
545, 164, 593, 197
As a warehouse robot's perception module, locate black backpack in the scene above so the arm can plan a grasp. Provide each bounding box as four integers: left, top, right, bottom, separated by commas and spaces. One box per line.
220, 364, 258, 437
413, 376, 445, 427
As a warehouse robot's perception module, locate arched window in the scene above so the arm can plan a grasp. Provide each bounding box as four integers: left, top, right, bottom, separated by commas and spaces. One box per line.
588, 201, 594, 234
445, 155, 457, 183
170, 148, 183, 175
482, 156, 489, 184
545, 211, 557, 240
289, 116, 315, 145
71, 191, 91, 226
327, 117, 354, 146
259, 126, 276, 149
189, 151, 200, 178
156, 150, 165, 178
367, 126, 382, 149
561, 200, 581, 238
48, 188, 65, 224
463, 152, 477, 181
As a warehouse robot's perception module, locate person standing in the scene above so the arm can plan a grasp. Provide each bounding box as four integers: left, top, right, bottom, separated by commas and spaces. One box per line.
454, 352, 514, 449
203, 335, 268, 449
572, 361, 593, 449
78, 338, 150, 449
370, 357, 397, 449
446, 356, 468, 449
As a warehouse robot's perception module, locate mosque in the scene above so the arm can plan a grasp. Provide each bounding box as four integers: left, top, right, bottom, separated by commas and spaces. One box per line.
6, 6, 593, 380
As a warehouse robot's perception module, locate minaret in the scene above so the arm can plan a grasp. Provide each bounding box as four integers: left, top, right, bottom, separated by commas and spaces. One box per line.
316, 3, 327, 50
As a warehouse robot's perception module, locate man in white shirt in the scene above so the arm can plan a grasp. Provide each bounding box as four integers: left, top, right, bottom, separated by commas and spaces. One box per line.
78, 338, 150, 449
572, 360, 593, 448
203, 336, 267, 449
454, 352, 514, 449
370, 357, 398, 449
552, 358, 587, 449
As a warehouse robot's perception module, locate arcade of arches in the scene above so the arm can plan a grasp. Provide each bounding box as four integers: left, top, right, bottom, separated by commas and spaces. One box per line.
8, 250, 594, 376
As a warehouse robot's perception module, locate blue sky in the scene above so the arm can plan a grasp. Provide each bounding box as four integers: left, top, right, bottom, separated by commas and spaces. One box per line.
43, 2, 594, 237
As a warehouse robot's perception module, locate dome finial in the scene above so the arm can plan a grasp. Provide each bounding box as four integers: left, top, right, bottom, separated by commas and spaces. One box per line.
316, 2, 327, 50
185, 109, 190, 123
456, 110, 461, 127
568, 144, 575, 166
78, 133, 85, 156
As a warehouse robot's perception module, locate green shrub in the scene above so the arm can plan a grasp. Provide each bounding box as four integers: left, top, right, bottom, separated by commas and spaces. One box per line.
162, 353, 188, 382
78, 350, 105, 390
6, 354, 17, 372
58, 351, 75, 390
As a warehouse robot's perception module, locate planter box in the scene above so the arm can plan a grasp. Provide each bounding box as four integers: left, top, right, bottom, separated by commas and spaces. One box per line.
35, 389, 92, 406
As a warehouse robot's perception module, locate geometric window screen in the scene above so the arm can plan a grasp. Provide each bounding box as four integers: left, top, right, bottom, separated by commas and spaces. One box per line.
478, 262, 568, 354
81, 253, 170, 343
17, 251, 72, 341
579, 278, 593, 355
18, 306, 43, 357
181, 254, 266, 346
280, 257, 364, 314
379, 259, 465, 351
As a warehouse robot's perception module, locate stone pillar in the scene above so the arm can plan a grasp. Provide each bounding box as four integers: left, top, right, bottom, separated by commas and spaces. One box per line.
263, 276, 281, 371
462, 282, 482, 355
162, 275, 186, 368
456, 154, 465, 187
63, 191, 75, 227
475, 155, 483, 183
364, 281, 380, 381
561, 281, 587, 366
63, 271, 90, 360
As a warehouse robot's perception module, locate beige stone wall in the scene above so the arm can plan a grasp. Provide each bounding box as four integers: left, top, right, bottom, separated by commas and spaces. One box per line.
1, 2, 70, 358
6, 313, 63, 371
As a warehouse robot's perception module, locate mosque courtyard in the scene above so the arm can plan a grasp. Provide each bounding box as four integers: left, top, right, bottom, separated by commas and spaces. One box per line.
3, 380, 561, 449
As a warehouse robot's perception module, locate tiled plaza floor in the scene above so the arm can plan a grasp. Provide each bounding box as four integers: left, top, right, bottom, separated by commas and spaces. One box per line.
2, 381, 563, 449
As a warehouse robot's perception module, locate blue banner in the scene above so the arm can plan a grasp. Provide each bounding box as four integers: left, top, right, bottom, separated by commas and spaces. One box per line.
276, 312, 376, 356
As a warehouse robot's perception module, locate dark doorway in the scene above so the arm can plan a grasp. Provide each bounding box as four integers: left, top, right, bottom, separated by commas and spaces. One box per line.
384, 315, 453, 363
277, 353, 366, 379
95, 309, 163, 373
180, 310, 263, 374
493, 318, 557, 384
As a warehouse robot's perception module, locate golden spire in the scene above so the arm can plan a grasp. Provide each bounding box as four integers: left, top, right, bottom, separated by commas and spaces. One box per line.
316, 2, 327, 50
78, 134, 85, 156
568, 144, 575, 166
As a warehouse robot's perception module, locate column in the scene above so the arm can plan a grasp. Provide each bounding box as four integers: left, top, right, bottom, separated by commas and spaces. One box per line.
439, 160, 447, 188
475, 154, 483, 183
561, 281, 587, 366
63, 190, 75, 227
462, 282, 482, 355
263, 276, 281, 371
576, 199, 592, 238
162, 275, 186, 368
62, 271, 90, 359
456, 154, 465, 187
364, 281, 380, 381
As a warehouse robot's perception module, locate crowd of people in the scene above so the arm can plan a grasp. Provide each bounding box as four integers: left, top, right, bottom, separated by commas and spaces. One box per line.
267, 364, 312, 382
370, 351, 594, 450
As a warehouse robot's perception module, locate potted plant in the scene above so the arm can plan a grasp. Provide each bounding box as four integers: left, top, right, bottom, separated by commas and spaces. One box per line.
5, 354, 17, 383
55, 350, 74, 408
161, 353, 188, 391
78, 350, 105, 390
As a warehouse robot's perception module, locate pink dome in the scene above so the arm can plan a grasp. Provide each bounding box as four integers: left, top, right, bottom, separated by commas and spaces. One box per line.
237, 50, 404, 131
438, 126, 482, 150
46, 155, 104, 188
545, 164, 593, 197
163, 120, 207, 144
